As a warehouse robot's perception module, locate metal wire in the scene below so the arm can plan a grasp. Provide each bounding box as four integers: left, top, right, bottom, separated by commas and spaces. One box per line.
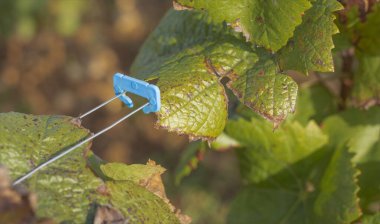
79, 92, 125, 119
13, 102, 149, 186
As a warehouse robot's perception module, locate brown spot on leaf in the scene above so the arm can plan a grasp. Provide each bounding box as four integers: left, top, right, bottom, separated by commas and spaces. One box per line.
227, 18, 250, 41
305, 181, 315, 193
205, 58, 221, 77
315, 59, 325, 66
255, 16, 264, 24
96, 184, 110, 196
93, 205, 125, 224
196, 151, 205, 161
173, 1, 193, 10
257, 70, 265, 76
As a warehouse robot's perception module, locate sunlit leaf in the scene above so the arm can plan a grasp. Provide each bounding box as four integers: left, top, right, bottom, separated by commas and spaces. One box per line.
132, 10, 298, 139
279, 0, 343, 74
174, 0, 311, 51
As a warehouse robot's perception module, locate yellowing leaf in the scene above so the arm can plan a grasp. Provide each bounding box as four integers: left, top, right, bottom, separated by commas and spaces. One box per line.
227, 57, 298, 125
100, 160, 165, 183
279, 0, 343, 74
132, 10, 299, 139
99, 159, 191, 224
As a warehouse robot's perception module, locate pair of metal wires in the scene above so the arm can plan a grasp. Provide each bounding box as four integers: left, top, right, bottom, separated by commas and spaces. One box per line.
13, 92, 148, 186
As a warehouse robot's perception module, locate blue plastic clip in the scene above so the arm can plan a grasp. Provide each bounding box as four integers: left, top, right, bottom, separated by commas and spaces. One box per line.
113, 73, 160, 114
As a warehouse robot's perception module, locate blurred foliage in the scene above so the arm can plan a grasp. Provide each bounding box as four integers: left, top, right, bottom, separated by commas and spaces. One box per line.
0, 0, 86, 40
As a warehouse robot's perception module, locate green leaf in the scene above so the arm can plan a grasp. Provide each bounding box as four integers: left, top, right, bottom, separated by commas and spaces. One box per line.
226, 56, 298, 125
313, 145, 360, 224
290, 84, 338, 125
322, 107, 380, 212
226, 118, 328, 183
99, 160, 189, 224
210, 132, 240, 151
131, 10, 228, 79
322, 107, 380, 164
104, 181, 181, 224
226, 118, 361, 223
228, 145, 360, 224
131, 10, 254, 140
279, 0, 343, 74
358, 160, 380, 214
362, 213, 380, 224
100, 161, 165, 183
0, 112, 103, 223
155, 52, 229, 140
132, 9, 299, 139
0, 112, 186, 224
175, 0, 311, 51
352, 53, 380, 106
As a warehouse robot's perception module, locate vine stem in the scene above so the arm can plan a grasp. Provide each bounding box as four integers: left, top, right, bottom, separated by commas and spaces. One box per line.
339, 48, 355, 110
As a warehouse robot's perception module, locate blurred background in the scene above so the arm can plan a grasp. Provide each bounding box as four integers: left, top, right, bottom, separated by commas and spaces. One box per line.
0, 1, 240, 223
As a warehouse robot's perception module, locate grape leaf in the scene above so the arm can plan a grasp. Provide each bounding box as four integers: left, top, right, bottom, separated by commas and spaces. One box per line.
174, 0, 311, 51
0, 112, 186, 223
98, 159, 191, 224
352, 53, 380, 107
322, 107, 380, 212
104, 181, 181, 224
290, 84, 338, 125
100, 160, 166, 183
226, 117, 361, 223
132, 10, 253, 140
322, 107, 380, 164
228, 145, 360, 224
226, 118, 328, 183
279, 0, 343, 74
210, 132, 240, 151
0, 112, 103, 223
131, 10, 228, 79
363, 213, 380, 224
154, 52, 229, 140
226, 56, 298, 125
132, 10, 298, 140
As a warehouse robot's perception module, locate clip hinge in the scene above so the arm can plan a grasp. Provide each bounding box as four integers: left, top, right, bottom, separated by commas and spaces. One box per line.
113, 73, 160, 113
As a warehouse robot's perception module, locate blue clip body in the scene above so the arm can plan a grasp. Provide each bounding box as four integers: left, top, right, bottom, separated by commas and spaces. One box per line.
113, 73, 160, 114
